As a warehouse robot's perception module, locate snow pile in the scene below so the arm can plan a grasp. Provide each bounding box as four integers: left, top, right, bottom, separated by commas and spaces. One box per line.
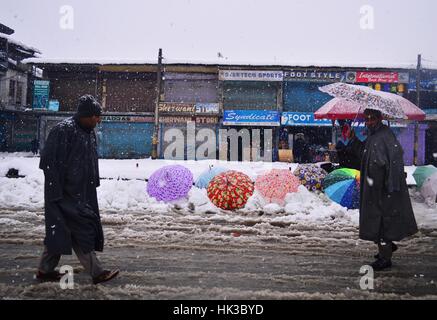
0, 155, 434, 229
243, 185, 359, 224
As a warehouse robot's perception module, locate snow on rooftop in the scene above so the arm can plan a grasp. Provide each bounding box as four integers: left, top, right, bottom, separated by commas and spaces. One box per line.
0, 34, 41, 55
23, 57, 437, 70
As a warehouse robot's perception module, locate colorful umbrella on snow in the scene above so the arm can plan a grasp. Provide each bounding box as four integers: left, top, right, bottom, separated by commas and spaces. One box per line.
413, 165, 437, 189
323, 168, 361, 209
420, 171, 437, 203
293, 164, 327, 192
207, 170, 254, 210
255, 169, 300, 205
195, 166, 228, 189
147, 165, 193, 202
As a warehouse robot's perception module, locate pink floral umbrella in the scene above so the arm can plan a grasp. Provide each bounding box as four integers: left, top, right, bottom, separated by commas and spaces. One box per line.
255, 169, 300, 205
317, 83, 425, 120
314, 97, 426, 121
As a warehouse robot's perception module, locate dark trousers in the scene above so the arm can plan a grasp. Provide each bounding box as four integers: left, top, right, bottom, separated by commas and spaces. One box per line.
38, 241, 103, 278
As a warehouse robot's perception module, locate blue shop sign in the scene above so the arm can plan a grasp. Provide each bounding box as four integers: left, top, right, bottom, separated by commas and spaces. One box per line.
281, 112, 332, 126
223, 110, 280, 126
32, 80, 50, 109
48, 100, 60, 112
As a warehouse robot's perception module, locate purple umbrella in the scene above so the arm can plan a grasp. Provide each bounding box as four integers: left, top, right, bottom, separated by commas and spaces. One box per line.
147, 165, 193, 202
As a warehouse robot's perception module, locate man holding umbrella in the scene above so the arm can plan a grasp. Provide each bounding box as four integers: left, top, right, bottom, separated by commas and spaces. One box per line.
36, 95, 119, 284
359, 108, 418, 271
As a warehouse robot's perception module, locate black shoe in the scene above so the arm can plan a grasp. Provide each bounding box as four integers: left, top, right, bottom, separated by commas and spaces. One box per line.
374, 242, 398, 259
371, 258, 392, 271
35, 270, 64, 282
92, 269, 119, 285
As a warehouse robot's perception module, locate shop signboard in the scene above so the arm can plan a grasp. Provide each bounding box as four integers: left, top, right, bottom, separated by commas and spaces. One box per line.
102, 115, 154, 122
159, 116, 193, 124
408, 72, 437, 92
32, 80, 50, 109
284, 70, 346, 82
158, 103, 196, 114
281, 112, 332, 127
219, 70, 283, 81
223, 110, 280, 126
48, 100, 59, 112
159, 116, 218, 124
195, 103, 219, 114
355, 71, 399, 83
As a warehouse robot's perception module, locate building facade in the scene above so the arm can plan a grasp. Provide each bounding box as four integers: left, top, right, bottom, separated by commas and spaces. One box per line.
7, 60, 435, 164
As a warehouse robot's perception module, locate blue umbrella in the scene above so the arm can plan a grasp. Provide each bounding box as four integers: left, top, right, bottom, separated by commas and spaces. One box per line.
195, 166, 229, 189
323, 168, 360, 209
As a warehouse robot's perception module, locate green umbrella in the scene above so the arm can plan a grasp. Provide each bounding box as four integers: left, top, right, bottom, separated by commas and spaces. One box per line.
413, 165, 437, 189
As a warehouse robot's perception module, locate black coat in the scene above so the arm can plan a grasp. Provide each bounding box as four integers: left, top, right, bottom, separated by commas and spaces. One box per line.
359, 123, 418, 242
39, 116, 103, 255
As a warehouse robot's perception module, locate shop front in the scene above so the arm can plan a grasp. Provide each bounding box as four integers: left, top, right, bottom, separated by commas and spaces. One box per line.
281, 69, 345, 163
280, 112, 333, 163
219, 69, 282, 161
158, 102, 220, 160
220, 109, 280, 162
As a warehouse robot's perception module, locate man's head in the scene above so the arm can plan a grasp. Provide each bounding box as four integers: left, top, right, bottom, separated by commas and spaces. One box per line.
76, 95, 102, 129
363, 108, 383, 129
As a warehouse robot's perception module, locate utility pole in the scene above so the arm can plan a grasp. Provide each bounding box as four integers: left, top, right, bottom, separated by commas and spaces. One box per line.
151, 48, 162, 160
413, 54, 421, 166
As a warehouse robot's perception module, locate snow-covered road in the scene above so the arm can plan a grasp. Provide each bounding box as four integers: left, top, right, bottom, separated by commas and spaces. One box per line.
1, 154, 436, 299
1, 207, 437, 299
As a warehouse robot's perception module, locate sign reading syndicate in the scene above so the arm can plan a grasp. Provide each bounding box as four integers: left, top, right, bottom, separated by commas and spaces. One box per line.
223, 110, 280, 126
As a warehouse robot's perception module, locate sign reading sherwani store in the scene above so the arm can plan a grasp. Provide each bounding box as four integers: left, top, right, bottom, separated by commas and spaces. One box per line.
219, 70, 283, 81
223, 110, 280, 126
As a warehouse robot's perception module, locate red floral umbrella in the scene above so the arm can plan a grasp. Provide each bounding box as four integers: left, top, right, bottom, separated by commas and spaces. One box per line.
207, 170, 254, 210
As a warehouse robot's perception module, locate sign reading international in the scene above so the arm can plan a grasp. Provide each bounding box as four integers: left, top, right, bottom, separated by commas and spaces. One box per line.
281, 112, 332, 127
356, 72, 399, 83
284, 70, 345, 82
32, 80, 50, 109
219, 70, 283, 81
223, 110, 280, 126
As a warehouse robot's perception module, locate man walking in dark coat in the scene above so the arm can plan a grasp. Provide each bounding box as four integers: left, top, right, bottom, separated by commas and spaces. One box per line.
359, 109, 418, 271
36, 95, 119, 284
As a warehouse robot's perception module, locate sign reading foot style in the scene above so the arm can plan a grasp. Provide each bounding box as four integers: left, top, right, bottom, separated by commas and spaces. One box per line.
281, 112, 332, 126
